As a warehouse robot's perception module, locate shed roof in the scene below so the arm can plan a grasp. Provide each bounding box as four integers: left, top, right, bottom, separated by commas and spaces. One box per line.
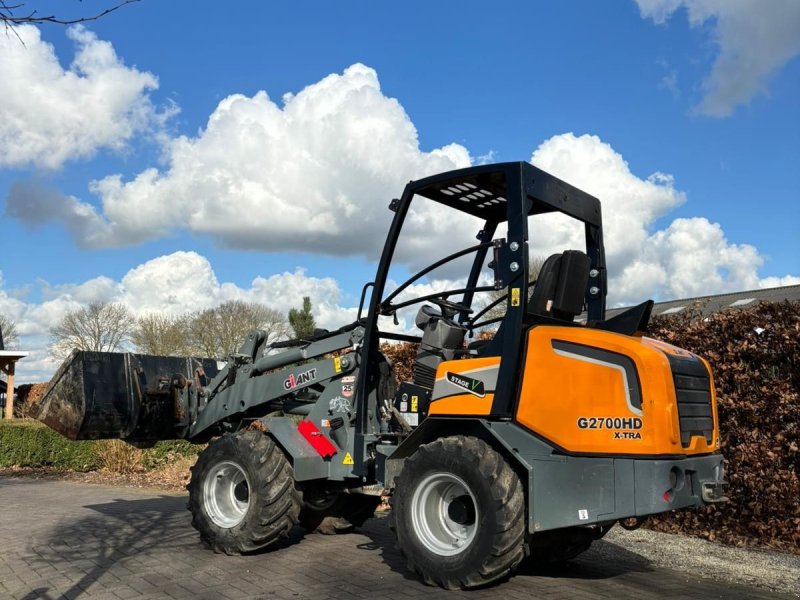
606, 284, 800, 320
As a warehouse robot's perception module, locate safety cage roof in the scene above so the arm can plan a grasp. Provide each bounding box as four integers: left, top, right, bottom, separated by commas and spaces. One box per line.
408, 161, 601, 227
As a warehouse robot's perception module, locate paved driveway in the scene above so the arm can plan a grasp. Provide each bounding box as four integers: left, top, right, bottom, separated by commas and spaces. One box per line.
0, 477, 789, 600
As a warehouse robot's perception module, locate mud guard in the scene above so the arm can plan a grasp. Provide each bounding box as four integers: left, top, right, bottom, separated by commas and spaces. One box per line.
260, 417, 330, 481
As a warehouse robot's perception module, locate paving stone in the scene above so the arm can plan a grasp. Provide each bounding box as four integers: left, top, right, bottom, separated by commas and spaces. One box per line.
0, 477, 794, 600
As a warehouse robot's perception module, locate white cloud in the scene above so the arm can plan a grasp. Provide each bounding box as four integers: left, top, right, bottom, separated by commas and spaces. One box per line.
759, 275, 800, 289
119, 252, 219, 316
0, 274, 27, 327
4, 229, 799, 383
530, 133, 686, 270
529, 133, 798, 305
1, 252, 357, 382
4, 181, 113, 249
2, 51, 797, 382
0, 25, 174, 169
112, 252, 346, 325
636, 0, 800, 116
9, 64, 472, 262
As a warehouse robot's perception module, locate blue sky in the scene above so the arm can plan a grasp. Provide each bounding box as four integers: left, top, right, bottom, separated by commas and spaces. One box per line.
1, 0, 798, 381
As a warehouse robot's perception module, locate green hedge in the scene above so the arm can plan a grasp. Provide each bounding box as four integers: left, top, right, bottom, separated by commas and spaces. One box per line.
0, 420, 201, 472
141, 438, 200, 469
0, 420, 99, 471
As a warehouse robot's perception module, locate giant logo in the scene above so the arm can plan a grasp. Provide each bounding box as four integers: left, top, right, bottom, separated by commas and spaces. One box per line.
283, 368, 318, 390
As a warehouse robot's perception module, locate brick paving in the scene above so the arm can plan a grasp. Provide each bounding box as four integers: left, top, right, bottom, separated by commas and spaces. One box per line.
0, 477, 790, 600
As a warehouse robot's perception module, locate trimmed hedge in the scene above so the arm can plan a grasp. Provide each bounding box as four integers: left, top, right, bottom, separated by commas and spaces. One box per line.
0, 420, 201, 473
646, 301, 799, 553
0, 420, 99, 471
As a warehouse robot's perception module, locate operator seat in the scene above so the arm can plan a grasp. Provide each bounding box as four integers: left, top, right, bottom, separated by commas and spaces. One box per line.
412, 305, 467, 390
470, 250, 591, 358
528, 250, 590, 322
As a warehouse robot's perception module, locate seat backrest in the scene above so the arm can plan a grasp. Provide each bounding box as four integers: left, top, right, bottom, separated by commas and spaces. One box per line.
528, 250, 590, 321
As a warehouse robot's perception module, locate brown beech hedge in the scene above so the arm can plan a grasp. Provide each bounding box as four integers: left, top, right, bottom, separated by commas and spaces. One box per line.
381, 300, 799, 553
647, 301, 799, 553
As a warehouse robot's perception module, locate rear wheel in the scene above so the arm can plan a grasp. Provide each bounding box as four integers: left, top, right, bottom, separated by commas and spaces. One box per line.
390, 436, 527, 589
188, 430, 301, 554
299, 488, 381, 534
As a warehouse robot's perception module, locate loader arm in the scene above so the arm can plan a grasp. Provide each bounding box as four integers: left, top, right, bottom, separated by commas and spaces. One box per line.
37, 323, 366, 444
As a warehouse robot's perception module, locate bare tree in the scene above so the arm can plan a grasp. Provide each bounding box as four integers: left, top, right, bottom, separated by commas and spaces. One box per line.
189, 301, 290, 360
1, 0, 139, 28
0, 314, 19, 350
131, 313, 192, 357
50, 301, 134, 359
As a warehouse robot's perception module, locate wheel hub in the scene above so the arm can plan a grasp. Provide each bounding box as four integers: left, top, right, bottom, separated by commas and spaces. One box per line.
410, 473, 478, 556
203, 461, 251, 528
447, 494, 476, 525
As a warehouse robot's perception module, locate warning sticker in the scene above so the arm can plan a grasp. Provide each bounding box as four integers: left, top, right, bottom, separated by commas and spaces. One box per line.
400, 412, 419, 427
511, 287, 521, 307
343, 452, 354, 465
411, 395, 418, 412
334, 357, 342, 373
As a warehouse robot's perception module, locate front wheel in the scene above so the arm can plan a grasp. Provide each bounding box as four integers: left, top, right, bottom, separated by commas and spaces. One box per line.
187, 430, 301, 554
390, 436, 527, 589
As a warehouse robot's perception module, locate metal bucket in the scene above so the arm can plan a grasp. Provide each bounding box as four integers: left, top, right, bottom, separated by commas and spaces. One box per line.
37, 350, 219, 442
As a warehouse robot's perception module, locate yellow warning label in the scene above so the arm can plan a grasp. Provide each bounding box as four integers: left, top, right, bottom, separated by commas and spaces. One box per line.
334, 357, 342, 373
511, 287, 521, 307
411, 395, 418, 412
343, 452, 354, 465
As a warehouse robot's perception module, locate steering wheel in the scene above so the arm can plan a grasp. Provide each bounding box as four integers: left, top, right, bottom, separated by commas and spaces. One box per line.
430, 297, 473, 316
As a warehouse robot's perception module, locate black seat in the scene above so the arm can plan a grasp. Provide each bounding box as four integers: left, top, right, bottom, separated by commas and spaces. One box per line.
529, 250, 590, 322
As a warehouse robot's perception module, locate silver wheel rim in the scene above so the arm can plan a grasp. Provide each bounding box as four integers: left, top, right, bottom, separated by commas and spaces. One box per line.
203, 460, 251, 528
410, 472, 478, 556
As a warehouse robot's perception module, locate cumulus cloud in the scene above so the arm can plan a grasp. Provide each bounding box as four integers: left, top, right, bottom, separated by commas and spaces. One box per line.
5, 232, 798, 383
2, 252, 357, 382
636, 0, 800, 116
759, 275, 800, 289
13, 64, 473, 262
529, 133, 797, 304
0, 25, 174, 170
5, 181, 113, 248
530, 133, 686, 270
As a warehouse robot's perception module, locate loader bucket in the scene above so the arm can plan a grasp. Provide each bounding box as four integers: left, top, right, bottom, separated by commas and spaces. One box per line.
37, 350, 219, 442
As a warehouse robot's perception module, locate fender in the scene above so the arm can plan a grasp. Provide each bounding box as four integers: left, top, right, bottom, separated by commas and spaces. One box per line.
257, 417, 329, 481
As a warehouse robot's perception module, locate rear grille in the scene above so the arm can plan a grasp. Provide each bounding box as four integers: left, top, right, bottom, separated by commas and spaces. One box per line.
413, 362, 437, 390
667, 355, 714, 447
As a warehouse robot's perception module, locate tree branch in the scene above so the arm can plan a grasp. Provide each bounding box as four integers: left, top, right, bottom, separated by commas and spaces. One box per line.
1, 0, 139, 27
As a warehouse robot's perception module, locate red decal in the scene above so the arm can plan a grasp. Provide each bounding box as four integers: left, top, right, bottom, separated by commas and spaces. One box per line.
298, 420, 337, 459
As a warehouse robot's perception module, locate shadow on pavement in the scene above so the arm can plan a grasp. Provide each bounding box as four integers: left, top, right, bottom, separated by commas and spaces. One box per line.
517, 538, 654, 579
22, 494, 190, 599
358, 516, 655, 588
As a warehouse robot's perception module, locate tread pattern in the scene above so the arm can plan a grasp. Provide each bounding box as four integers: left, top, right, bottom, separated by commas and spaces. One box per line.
389, 435, 527, 589
187, 430, 301, 554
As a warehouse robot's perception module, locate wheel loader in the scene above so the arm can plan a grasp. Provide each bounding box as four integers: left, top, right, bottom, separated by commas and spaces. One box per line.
38, 162, 728, 589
